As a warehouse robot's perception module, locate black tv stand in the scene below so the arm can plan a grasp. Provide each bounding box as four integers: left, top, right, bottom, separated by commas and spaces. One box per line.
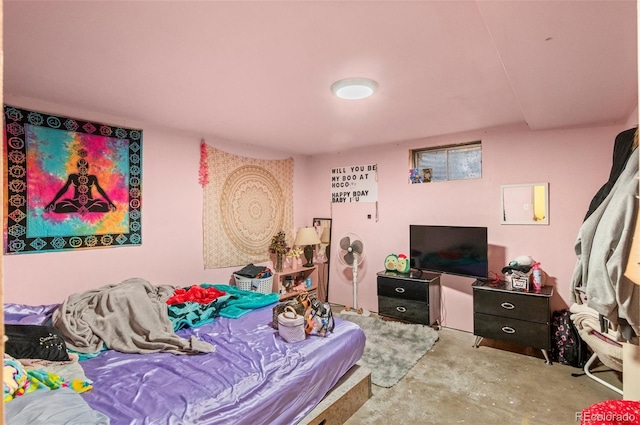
376, 270, 441, 328
409, 268, 424, 279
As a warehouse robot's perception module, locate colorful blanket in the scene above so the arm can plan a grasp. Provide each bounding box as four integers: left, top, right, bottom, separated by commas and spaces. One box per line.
4, 354, 91, 402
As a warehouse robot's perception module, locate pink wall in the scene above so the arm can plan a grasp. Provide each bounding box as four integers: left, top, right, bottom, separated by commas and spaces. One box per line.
306, 122, 636, 331
3, 94, 636, 334
2, 95, 313, 305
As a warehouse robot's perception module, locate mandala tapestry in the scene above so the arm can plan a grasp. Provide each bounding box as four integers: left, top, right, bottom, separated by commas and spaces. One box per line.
3, 105, 142, 254
202, 145, 293, 268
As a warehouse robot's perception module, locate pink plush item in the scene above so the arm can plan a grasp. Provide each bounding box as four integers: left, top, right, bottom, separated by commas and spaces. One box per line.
579, 400, 640, 425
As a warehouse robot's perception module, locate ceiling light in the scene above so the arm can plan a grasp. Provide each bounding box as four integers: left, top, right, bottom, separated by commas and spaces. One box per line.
331, 78, 379, 100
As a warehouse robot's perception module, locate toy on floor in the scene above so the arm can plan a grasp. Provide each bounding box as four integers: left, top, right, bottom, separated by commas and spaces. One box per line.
342, 305, 364, 315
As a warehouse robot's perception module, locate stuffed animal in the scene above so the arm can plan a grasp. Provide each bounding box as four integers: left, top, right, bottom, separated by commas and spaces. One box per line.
384, 254, 410, 273
509, 256, 534, 268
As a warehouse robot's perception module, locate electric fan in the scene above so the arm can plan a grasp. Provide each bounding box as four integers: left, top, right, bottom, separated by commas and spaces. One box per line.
338, 233, 370, 317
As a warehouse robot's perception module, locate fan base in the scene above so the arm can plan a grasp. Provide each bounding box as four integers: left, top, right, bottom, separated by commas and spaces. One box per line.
340, 308, 371, 317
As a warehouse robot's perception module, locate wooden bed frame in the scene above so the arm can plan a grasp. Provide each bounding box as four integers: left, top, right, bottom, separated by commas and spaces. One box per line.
300, 364, 372, 425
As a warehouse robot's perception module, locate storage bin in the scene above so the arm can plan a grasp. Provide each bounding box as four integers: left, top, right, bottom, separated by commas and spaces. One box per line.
278, 306, 306, 343
233, 274, 274, 294
504, 269, 531, 290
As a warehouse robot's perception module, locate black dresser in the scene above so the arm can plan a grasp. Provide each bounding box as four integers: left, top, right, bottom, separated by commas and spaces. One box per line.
376, 270, 441, 328
472, 279, 554, 363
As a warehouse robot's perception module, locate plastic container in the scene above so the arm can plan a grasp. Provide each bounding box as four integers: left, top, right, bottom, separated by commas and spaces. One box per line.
278, 306, 306, 343
532, 262, 542, 292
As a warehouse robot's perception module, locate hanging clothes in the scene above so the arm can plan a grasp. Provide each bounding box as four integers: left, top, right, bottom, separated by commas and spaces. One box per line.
570, 146, 639, 340
584, 127, 637, 221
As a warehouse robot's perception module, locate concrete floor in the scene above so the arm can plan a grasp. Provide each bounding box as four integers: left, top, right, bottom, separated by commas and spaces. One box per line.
343, 326, 622, 425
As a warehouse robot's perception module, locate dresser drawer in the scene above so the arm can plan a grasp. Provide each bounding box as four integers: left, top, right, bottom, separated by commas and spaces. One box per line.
378, 296, 430, 325
473, 289, 549, 323
377, 276, 428, 302
473, 312, 550, 350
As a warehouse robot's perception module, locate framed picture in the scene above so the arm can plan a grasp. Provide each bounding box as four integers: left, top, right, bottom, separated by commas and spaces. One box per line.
3, 105, 142, 254
421, 167, 433, 183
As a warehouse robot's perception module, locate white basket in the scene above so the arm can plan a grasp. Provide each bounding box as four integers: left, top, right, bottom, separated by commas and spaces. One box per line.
233, 274, 274, 294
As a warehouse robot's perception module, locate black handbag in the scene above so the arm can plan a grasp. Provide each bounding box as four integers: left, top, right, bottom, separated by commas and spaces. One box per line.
5, 324, 70, 361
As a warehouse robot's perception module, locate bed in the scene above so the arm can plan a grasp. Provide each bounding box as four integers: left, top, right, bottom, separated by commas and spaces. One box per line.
3, 283, 366, 425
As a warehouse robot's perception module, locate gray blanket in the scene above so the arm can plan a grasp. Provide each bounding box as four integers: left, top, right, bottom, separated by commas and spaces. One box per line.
52, 278, 215, 355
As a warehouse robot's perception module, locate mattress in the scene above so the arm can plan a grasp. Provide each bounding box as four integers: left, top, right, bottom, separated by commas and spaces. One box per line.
4, 302, 366, 425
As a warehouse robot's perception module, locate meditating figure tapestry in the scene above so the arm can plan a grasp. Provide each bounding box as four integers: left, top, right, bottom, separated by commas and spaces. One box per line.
201, 144, 293, 268
44, 152, 116, 214
3, 105, 142, 254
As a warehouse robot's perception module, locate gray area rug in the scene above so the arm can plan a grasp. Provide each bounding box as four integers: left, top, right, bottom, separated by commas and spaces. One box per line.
337, 313, 439, 388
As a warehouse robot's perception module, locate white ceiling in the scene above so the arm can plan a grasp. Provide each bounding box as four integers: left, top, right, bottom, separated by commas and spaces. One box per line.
3, 1, 638, 155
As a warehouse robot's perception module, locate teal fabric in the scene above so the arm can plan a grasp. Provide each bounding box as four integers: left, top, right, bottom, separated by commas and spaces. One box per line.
73, 349, 105, 361
205, 284, 279, 319
167, 295, 232, 331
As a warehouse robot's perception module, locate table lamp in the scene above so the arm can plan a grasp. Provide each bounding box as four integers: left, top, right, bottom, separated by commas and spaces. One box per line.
294, 227, 321, 267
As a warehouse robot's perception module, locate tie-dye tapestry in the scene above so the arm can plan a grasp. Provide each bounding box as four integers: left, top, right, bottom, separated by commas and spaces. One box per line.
3, 105, 142, 254
202, 144, 293, 268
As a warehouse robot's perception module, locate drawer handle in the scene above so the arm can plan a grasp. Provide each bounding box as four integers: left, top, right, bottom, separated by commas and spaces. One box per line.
501, 302, 515, 310
501, 326, 516, 334
395, 288, 405, 294
396, 306, 407, 313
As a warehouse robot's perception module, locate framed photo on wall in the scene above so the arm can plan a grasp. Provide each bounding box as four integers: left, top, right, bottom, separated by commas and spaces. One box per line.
3, 105, 142, 254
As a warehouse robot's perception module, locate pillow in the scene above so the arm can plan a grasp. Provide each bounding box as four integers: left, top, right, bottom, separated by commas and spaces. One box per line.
5, 325, 70, 362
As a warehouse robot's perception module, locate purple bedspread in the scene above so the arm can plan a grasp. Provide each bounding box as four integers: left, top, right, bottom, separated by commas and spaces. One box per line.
5, 303, 365, 425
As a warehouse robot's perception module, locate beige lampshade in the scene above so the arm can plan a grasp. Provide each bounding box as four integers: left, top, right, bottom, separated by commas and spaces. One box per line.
294, 227, 321, 246
320, 226, 330, 244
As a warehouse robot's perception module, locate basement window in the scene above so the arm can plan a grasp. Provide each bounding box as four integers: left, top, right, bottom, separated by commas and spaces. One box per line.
411, 141, 482, 182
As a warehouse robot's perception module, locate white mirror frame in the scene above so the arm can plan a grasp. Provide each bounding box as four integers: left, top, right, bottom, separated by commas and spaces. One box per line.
501, 183, 549, 225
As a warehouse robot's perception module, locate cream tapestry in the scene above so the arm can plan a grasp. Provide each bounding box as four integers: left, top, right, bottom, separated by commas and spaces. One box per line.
202, 144, 293, 268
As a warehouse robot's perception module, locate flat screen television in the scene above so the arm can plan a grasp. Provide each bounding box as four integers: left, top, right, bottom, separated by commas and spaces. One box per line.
409, 225, 488, 279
